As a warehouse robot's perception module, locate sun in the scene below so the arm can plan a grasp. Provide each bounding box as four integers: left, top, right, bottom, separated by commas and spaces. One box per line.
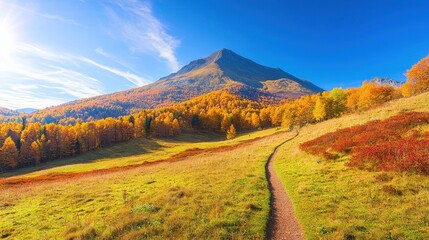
0, 20, 18, 61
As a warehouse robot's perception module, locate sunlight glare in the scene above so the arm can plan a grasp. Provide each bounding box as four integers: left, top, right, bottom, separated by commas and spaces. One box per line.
0, 20, 17, 62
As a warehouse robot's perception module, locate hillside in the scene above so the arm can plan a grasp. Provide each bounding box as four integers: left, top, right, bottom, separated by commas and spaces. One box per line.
29, 49, 323, 124
0, 107, 18, 117
275, 91, 429, 239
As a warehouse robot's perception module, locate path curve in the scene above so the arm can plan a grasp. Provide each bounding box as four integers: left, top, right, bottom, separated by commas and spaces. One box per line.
266, 131, 304, 240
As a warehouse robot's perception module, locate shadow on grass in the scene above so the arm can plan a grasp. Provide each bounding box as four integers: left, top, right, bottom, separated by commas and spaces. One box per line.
0, 131, 225, 178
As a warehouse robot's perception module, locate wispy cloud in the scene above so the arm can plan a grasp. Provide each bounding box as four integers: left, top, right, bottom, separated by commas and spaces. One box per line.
79, 56, 150, 86
0, 44, 104, 109
105, 0, 180, 72
95, 47, 141, 74
0, 42, 152, 109
0, 0, 175, 110
0, 83, 66, 110
0, 1, 78, 25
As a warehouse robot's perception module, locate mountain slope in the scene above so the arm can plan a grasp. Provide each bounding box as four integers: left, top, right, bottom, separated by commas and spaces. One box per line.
30, 49, 323, 123
0, 107, 18, 117
158, 49, 322, 94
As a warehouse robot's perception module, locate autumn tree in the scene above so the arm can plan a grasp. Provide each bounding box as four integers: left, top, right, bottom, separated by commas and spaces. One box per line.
403, 55, 429, 96
30, 141, 41, 163
251, 112, 261, 128
313, 96, 326, 121
1, 137, 19, 169
325, 88, 347, 118
19, 123, 40, 166
172, 119, 181, 136
226, 124, 237, 139
220, 115, 231, 132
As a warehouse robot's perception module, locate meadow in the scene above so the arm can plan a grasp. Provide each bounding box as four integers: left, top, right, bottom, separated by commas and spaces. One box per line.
0, 128, 293, 239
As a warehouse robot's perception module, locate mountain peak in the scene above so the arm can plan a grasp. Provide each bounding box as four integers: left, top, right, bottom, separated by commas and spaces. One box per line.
203, 48, 240, 64
159, 48, 323, 92
369, 77, 404, 88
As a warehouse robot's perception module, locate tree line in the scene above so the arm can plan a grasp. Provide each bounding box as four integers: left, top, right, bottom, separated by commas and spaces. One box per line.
1, 53, 428, 172
0, 83, 398, 172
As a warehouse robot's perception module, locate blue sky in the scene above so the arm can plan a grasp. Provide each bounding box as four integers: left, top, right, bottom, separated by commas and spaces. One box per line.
0, 0, 429, 109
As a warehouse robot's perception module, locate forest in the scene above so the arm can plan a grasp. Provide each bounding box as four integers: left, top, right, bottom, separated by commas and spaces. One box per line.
0, 54, 428, 172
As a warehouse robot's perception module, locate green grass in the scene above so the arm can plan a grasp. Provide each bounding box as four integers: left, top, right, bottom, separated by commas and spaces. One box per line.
0, 128, 293, 239
274, 92, 429, 239
1, 128, 281, 178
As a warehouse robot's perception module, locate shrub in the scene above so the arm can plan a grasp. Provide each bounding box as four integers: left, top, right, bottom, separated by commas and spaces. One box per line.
300, 112, 429, 174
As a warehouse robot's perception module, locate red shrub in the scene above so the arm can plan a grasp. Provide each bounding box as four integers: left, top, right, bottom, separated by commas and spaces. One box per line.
300, 112, 429, 174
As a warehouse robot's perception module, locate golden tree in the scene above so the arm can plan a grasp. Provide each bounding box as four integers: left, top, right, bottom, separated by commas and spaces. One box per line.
1, 137, 19, 169
226, 124, 237, 140
403, 54, 429, 96
313, 96, 326, 121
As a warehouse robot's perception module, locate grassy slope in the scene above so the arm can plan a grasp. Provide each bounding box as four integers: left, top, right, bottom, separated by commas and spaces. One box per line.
275, 92, 429, 239
0, 128, 294, 239
1, 128, 281, 179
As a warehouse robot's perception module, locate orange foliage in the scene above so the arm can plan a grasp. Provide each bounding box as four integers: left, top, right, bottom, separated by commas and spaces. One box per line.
403, 54, 429, 96
0, 78, 402, 173
300, 112, 429, 174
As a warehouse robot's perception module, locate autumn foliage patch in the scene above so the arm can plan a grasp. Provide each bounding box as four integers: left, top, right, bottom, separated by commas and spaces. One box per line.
300, 112, 429, 174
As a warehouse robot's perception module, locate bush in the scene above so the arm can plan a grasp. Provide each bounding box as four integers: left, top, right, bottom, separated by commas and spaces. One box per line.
300, 112, 429, 174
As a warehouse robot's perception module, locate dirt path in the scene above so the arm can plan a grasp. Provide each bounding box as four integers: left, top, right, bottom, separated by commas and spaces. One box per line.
266, 132, 304, 240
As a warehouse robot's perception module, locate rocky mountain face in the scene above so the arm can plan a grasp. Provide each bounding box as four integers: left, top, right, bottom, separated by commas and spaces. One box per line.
370, 77, 404, 88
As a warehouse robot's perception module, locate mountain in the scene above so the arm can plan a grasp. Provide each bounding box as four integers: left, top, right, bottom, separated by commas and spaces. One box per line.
370, 77, 404, 88
17, 108, 38, 114
0, 107, 18, 117
30, 49, 323, 123
157, 48, 323, 97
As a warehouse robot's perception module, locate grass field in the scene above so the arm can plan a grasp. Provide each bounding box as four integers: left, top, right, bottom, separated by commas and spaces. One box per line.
0, 128, 293, 239
0, 128, 281, 179
275, 92, 429, 239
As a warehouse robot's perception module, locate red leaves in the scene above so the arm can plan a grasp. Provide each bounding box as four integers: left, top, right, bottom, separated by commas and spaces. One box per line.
350, 138, 429, 174
300, 112, 429, 174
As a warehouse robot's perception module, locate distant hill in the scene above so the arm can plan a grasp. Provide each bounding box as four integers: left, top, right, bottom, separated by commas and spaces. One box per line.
0, 107, 18, 117
17, 108, 38, 114
370, 77, 404, 88
30, 49, 323, 123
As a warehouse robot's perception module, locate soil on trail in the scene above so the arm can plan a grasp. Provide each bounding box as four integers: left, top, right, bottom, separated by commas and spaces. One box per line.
266, 132, 304, 240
